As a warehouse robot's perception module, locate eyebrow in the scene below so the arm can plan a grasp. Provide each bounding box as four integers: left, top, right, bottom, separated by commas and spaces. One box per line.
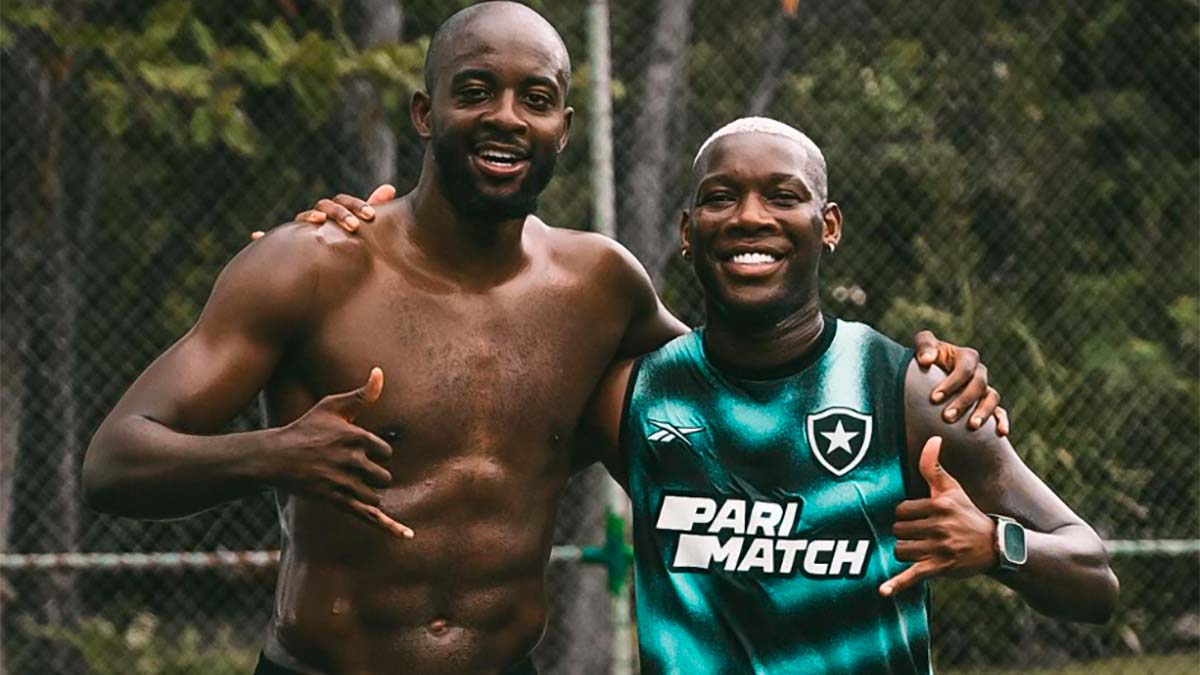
524, 75, 562, 95
695, 171, 814, 200
450, 69, 497, 87
449, 70, 562, 97
765, 172, 810, 186
698, 172, 810, 188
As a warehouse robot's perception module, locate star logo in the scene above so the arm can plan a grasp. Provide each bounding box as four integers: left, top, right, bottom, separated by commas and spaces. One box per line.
806, 408, 873, 477
647, 419, 705, 447
821, 421, 859, 455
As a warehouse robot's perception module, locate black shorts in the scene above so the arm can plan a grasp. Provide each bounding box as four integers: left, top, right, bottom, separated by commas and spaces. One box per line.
253, 652, 538, 675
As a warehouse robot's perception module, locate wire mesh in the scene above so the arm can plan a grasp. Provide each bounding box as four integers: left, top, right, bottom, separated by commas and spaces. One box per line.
1, 1, 1197, 674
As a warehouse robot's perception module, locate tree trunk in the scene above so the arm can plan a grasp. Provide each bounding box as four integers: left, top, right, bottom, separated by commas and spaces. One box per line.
618, 0, 695, 285
0, 221, 25, 675
338, 0, 403, 191
3, 9, 85, 670
747, 14, 793, 116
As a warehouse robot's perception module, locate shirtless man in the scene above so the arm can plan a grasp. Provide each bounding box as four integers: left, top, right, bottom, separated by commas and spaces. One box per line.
83, 4, 1001, 674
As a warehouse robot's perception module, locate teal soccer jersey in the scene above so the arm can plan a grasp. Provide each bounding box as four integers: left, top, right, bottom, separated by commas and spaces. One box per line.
623, 318, 930, 675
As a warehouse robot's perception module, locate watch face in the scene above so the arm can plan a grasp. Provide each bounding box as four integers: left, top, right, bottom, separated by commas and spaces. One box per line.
1003, 522, 1028, 564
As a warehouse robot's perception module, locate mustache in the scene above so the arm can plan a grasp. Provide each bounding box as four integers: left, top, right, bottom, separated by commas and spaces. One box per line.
472, 134, 530, 152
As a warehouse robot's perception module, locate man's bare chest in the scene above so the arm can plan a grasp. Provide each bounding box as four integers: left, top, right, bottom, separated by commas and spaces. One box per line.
299, 275, 626, 440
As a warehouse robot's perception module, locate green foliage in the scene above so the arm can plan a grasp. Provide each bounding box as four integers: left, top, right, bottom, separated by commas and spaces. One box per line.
15, 614, 257, 675
1, 1, 424, 154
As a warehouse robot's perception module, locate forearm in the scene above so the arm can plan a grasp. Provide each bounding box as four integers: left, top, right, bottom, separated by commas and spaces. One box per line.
83, 415, 283, 519
997, 523, 1118, 623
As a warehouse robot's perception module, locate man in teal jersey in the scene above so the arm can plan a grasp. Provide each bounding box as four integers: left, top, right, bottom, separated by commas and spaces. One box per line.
576, 118, 1118, 674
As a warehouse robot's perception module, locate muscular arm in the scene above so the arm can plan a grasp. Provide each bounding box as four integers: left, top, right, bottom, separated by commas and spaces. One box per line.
593, 237, 691, 358
569, 238, 680, 476
902, 361, 1119, 623
83, 226, 330, 518
575, 358, 636, 486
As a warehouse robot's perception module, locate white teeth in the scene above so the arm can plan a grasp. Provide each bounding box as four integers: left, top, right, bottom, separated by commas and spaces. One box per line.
479, 151, 521, 164
730, 252, 778, 264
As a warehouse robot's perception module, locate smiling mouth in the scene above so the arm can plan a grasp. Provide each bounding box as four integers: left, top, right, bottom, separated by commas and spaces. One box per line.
473, 148, 529, 177
718, 249, 787, 278
728, 252, 780, 264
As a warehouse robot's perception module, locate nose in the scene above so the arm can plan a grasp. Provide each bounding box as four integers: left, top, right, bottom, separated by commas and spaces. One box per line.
482, 90, 528, 135
728, 194, 778, 236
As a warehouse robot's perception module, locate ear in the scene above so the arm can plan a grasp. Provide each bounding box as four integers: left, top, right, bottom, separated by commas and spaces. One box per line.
679, 209, 692, 258
556, 106, 574, 154
821, 202, 843, 250
411, 90, 433, 140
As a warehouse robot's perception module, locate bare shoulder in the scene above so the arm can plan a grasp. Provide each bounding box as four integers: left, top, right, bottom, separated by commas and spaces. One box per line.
209, 221, 374, 329
252, 220, 372, 286
538, 221, 652, 291
533, 219, 685, 356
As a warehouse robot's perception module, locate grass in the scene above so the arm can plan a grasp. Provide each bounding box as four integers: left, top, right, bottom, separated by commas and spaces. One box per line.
942, 653, 1199, 675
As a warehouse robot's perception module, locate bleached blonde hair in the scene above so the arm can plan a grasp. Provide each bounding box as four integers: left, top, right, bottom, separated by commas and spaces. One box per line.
692, 117, 828, 203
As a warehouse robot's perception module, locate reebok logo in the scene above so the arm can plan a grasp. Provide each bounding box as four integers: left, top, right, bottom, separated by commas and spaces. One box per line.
647, 419, 705, 446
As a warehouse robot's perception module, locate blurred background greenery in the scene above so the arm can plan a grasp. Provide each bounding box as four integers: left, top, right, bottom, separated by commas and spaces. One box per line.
1, 1, 1196, 673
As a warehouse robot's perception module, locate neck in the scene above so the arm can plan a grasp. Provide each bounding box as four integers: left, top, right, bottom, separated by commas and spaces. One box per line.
405, 154, 530, 285
703, 295, 826, 373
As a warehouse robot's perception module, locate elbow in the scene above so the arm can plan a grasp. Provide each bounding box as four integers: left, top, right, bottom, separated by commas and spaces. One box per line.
1069, 536, 1122, 624
1032, 563, 1119, 624
1086, 564, 1120, 624
81, 431, 124, 513
1028, 526, 1120, 624
81, 442, 109, 512
1084, 531, 1121, 624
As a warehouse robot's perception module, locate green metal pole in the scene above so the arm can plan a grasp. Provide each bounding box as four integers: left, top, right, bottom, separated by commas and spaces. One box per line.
587, 2, 630, 672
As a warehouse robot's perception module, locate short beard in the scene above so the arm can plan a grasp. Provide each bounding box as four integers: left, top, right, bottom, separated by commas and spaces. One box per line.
432, 133, 557, 221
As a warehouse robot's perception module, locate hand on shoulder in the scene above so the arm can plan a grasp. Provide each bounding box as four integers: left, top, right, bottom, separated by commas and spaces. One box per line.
251, 184, 398, 240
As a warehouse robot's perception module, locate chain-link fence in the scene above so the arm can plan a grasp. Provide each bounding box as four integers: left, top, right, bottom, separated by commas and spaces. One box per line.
1, 1, 1197, 674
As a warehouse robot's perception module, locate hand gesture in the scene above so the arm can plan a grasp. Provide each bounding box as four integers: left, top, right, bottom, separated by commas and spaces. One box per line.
912, 331, 1009, 435
879, 437, 996, 597
251, 184, 397, 240
273, 367, 413, 539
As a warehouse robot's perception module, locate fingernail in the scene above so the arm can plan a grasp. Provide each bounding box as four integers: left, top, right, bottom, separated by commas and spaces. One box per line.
971, 416, 983, 428
920, 350, 936, 361
251, 231, 264, 240
361, 206, 375, 218
945, 408, 958, 421
881, 585, 892, 596
346, 215, 361, 228
930, 391, 944, 403
404, 530, 415, 539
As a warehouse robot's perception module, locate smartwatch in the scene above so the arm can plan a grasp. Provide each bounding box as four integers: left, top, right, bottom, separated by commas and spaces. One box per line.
989, 514, 1028, 572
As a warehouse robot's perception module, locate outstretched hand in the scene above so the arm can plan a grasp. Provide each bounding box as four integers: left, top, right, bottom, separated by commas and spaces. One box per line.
912, 331, 1009, 435
272, 367, 413, 539
251, 184, 397, 240
879, 436, 997, 597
